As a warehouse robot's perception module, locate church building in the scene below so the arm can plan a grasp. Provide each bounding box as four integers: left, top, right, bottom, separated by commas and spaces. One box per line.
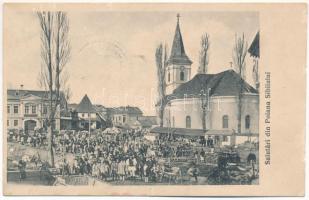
152, 15, 259, 146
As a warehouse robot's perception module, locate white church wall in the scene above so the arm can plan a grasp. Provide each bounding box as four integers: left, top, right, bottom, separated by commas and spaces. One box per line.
240, 94, 259, 134
163, 94, 259, 135
164, 98, 209, 129
210, 95, 259, 134
209, 96, 238, 131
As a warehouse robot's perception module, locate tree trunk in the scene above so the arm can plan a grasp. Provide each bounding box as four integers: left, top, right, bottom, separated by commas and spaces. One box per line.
237, 99, 241, 133
202, 107, 206, 131
237, 82, 243, 134
47, 125, 54, 167
159, 106, 164, 127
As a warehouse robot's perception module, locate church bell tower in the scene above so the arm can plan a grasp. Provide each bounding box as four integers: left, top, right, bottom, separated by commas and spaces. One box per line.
166, 14, 192, 95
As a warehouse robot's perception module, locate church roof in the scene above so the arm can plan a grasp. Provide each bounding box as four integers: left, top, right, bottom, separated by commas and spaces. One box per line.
248, 31, 259, 58
165, 69, 258, 102
168, 17, 192, 65
75, 94, 96, 113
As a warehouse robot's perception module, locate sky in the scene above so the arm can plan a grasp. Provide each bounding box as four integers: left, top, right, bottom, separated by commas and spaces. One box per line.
5, 10, 259, 115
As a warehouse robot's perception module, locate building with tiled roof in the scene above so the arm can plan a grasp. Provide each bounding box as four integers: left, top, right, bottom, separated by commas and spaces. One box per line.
75, 94, 96, 113
73, 94, 107, 131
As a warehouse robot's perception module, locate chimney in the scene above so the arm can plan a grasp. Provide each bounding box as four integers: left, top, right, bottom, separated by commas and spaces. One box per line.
16, 84, 24, 96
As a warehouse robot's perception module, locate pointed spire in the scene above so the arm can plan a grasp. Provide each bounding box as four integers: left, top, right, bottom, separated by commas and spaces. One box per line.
168, 14, 192, 65
248, 31, 259, 58
75, 94, 96, 113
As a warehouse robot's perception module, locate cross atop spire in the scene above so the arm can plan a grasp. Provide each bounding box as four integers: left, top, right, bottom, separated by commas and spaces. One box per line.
177, 13, 180, 24
168, 13, 192, 65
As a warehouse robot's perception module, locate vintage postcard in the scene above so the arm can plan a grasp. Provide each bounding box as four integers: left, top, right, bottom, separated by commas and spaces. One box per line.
2, 3, 306, 196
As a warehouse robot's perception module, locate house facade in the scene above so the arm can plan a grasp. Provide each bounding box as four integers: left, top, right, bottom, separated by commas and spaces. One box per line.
111, 106, 143, 128
6, 89, 65, 133
132, 116, 158, 129
73, 94, 106, 130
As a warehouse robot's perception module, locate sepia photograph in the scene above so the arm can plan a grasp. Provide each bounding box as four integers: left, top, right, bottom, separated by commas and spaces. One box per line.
5, 8, 259, 187
2, 3, 306, 196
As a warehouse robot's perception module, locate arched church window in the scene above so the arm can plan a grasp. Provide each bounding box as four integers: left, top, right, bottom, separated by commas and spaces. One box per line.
180, 71, 185, 81
168, 72, 170, 82
245, 115, 250, 129
222, 115, 229, 128
186, 116, 191, 128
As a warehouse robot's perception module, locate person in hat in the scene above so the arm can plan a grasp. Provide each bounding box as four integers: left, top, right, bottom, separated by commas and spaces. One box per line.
118, 159, 126, 182
111, 159, 118, 181
18, 159, 27, 181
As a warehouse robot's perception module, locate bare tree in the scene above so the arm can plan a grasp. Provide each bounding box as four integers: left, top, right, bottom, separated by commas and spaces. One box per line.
200, 88, 211, 133
37, 11, 71, 167
198, 33, 210, 74
54, 12, 71, 106
233, 33, 248, 135
252, 59, 259, 92
60, 70, 72, 110
197, 33, 210, 132
155, 43, 168, 127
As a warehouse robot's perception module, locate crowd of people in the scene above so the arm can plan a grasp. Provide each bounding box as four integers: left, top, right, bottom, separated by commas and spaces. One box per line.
54, 129, 162, 182
8, 128, 206, 183
8, 127, 258, 185
8, 129, 46, 148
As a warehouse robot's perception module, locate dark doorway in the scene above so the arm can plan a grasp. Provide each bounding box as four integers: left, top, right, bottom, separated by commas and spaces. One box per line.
24, 120, 37, 134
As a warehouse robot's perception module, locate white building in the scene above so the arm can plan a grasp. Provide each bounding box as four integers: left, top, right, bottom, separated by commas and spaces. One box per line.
74, 94, 106, 130
152, 16, 259, 146
6, 89, 64, 133
110, 106, 143, 128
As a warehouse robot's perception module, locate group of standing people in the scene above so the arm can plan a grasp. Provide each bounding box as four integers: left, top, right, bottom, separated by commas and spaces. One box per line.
9, 128, 224, 184
53, 129, 175, 183
8, 130, 46, 148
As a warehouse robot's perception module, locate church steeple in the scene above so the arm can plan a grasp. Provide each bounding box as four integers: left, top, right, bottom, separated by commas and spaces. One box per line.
166, 14, 192, 95
168, 14, 192, 65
